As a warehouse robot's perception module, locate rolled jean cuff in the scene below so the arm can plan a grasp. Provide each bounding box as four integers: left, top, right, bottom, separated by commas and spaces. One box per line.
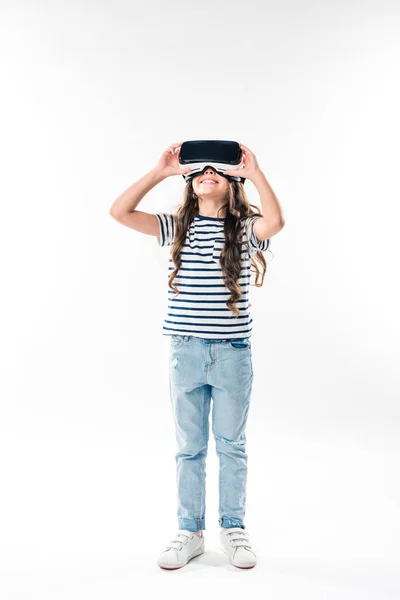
219, 517, 245, 529
178, 517, 205, 531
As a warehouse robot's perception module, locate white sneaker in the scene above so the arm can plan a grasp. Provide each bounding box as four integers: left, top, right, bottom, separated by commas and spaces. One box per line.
220, 527, 257, 568
157, 530, 205, 570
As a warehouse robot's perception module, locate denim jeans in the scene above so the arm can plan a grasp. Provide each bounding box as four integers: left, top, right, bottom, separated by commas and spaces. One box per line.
168, 334, 254, 532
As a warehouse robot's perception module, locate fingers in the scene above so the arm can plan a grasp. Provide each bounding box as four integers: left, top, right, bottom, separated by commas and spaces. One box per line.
164, 142, 184, 155
171, 142, 185, 152
239, 143, 252, 154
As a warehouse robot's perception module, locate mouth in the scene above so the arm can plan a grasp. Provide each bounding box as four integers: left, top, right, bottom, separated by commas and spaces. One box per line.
200, 178, 219, 184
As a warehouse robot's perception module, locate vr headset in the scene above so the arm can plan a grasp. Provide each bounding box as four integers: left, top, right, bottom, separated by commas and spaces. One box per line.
179, 140, 246, 184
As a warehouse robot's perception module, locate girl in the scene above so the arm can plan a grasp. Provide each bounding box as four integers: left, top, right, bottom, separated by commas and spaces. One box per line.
110, 141, 285, 570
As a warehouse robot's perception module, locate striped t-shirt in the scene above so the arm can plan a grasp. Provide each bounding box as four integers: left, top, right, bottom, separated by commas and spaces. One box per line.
155, 212, 270, 339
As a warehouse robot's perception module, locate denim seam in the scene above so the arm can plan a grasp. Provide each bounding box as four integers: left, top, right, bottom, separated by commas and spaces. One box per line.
199, 385, 206, 522
219, 430, 223, 525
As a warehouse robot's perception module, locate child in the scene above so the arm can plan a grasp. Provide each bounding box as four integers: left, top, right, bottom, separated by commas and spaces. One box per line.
110, 141, 285, 570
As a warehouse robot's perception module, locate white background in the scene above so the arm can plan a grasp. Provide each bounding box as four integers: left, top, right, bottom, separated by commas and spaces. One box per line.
1, 0, 399, 598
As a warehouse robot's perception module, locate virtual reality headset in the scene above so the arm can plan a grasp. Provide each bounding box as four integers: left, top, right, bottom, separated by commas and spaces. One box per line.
179, 140, 246, 184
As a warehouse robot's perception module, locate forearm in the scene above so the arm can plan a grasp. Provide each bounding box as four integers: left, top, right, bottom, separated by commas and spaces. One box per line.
251, 170, 285, 225
110, 168, 166, 217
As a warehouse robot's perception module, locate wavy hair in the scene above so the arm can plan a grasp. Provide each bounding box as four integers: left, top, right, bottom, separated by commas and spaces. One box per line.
168, 178, 269, 318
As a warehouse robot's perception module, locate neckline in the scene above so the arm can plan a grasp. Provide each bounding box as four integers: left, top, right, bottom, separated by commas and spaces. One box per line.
195, 213, 226, 221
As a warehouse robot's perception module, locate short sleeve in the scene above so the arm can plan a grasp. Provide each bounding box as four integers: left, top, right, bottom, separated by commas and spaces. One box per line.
155, 212, 175, 247
242, 215, 270, 257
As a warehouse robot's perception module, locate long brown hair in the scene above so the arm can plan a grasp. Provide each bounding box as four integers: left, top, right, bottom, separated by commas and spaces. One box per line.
168, 178, 268, 318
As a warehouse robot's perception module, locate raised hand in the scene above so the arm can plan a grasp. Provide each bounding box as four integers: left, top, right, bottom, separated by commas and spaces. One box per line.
154, 142, 192, 178
223, 143, 262, 182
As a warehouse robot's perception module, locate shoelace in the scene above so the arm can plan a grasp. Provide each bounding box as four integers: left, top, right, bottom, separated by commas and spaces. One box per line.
226, 529, 252, 549
165, 533, 191, 551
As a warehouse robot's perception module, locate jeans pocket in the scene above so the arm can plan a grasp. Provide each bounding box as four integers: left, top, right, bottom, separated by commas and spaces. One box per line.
230, 338, 250, 349
170, 335, 184, 349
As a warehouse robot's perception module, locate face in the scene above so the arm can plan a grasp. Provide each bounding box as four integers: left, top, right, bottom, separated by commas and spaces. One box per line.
191, 167, 230, 198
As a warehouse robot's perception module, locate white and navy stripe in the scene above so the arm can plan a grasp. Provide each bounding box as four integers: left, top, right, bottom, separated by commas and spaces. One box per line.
156, 213, 270, 339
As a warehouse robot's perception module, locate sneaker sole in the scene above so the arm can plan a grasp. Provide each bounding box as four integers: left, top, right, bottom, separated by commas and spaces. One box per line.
220, 545, 256, 569
158, 545, 205, 570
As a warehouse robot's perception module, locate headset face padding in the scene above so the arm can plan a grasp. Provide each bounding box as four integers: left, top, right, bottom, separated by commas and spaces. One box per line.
185, 165, 243, 184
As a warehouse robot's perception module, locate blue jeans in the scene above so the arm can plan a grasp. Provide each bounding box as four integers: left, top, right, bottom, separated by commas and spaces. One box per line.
168, 334, 254, 532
